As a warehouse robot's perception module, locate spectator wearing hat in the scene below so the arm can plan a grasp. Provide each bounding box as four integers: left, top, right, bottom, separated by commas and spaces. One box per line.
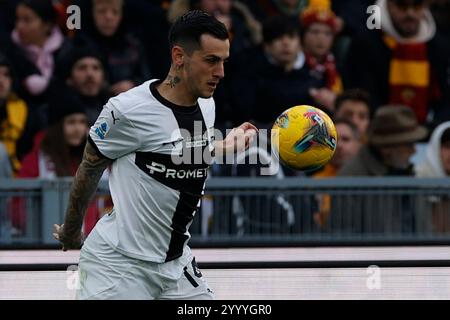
416, 121, 450, 233
300, 0, 343, 113
58, 47, 109, 126
5, 0, 69, 111
343, 0, 450, 128
328, 105, 428, 235
71, 0, 151, 96
0, 53, 28, 173
339, 105, 428, 177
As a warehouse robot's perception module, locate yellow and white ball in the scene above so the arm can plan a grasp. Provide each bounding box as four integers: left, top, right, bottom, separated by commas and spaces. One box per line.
271, 105, 337, 171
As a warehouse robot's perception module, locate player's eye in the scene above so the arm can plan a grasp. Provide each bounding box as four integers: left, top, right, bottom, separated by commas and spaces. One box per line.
205, 57, 220, 64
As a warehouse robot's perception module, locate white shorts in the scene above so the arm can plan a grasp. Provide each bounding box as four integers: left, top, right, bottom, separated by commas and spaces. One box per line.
77, 228, 214, 300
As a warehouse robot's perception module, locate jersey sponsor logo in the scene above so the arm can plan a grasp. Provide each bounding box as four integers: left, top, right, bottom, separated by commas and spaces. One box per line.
184, 134, 208, 148
169, 128, 215, 165
94, 122, 108, 140
146, 161, 208, 179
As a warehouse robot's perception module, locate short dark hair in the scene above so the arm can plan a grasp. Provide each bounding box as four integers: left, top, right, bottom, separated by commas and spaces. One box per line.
335, 89, 371, 113
263, 16, 300, 44
168, 10, 228, 54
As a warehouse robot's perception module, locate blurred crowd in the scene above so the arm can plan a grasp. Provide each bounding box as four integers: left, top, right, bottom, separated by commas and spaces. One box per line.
1, 0, 450, 180
0, 0, 449, 235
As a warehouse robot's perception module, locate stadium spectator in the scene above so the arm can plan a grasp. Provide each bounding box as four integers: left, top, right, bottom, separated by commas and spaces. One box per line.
228, 15, 324, 127
334, 89, 372, 143
0, 53, 28, 173
312, 119, 361, 228
417, 122, 450, 177
315, 119, 361, 178
71, 0, 151, 96
61, 48, 109, 126
5, 0, 69, 117
15, 93, 110, 235
416, 121, 450, 232
339, 105, 427, 176
343, 0, 450, 128
331, 106, 428, 234
300, 0, 342, 113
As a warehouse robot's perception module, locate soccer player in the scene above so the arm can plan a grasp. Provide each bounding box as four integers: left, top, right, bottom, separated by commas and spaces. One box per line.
53, 10, 257, 300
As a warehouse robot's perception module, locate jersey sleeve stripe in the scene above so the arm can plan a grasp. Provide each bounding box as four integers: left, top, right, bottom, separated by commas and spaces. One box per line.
88, 135, 114, 161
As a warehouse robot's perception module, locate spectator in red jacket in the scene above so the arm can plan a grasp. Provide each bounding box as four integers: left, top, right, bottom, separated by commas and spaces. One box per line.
14, 94, 111, 236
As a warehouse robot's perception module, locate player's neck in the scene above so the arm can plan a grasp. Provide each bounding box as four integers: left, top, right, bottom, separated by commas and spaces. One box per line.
156, 72, 197, 107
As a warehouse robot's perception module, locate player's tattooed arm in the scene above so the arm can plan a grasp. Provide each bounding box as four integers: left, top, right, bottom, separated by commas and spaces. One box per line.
53, 140, 112, 250
165, 75, 181, 88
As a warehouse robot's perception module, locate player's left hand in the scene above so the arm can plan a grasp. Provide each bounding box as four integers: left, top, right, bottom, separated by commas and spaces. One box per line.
220, 122, 258, 154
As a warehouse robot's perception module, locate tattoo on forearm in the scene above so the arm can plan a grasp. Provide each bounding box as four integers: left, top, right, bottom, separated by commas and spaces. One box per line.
165, 75, 181, 88
62, 142, 112, 241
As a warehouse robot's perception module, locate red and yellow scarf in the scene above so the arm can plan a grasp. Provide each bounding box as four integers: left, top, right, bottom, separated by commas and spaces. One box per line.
384, 34, 441, 123
305, 52, 342, 94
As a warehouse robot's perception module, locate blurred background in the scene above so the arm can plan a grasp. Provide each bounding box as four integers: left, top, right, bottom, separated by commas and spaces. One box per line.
1, 0, 450, 300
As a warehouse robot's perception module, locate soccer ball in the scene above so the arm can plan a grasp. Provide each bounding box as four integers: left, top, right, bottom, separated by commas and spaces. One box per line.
271, 105, 337, 171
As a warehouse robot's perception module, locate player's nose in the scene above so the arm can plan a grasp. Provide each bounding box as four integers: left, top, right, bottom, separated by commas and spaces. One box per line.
213, 63, 225, 79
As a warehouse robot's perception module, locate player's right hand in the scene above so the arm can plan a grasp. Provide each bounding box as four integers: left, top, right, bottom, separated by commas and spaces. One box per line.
53, 224, 84, 251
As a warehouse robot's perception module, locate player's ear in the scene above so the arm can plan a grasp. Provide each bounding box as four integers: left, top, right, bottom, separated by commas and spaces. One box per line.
171, 45, 185, 68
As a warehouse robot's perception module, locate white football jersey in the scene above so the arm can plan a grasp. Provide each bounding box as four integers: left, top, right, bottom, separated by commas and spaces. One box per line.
89, 79, 215, 263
